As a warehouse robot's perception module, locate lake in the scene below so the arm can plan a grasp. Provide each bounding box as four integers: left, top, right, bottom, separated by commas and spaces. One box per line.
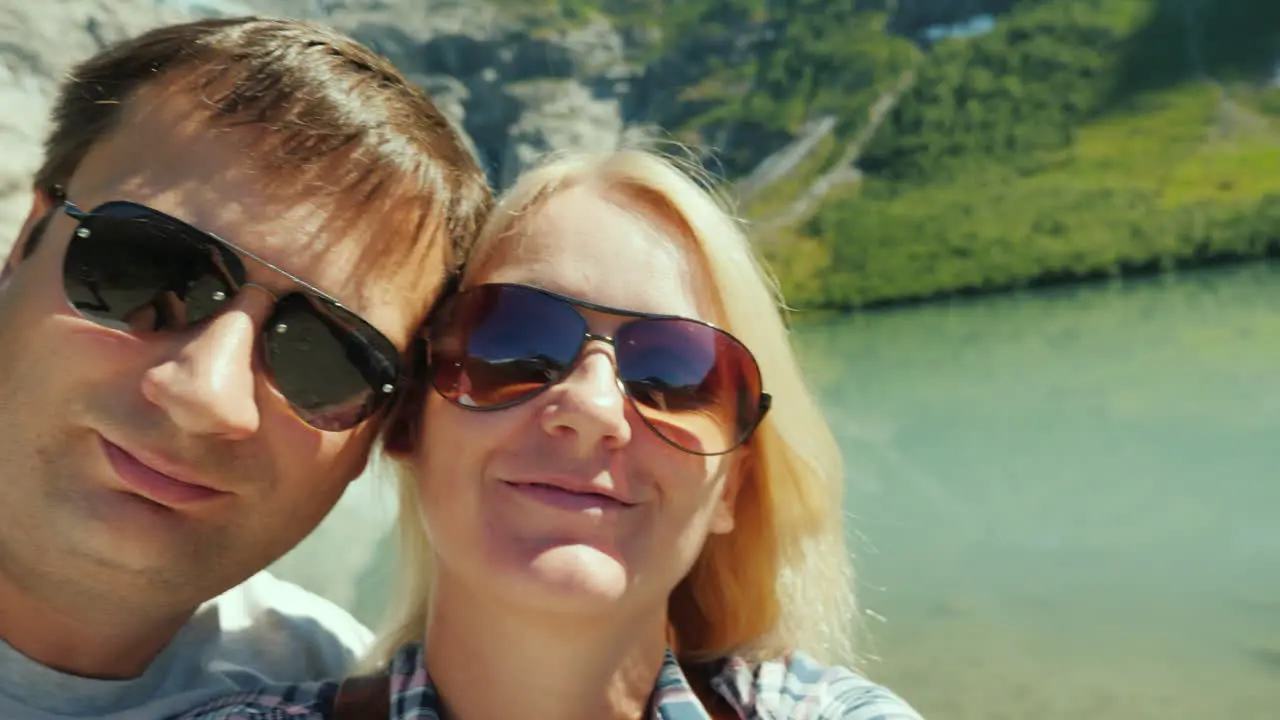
271, 261, 1280, 719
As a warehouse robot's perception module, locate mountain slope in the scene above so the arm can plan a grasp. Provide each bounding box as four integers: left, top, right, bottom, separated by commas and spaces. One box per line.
755, 0, 1280, 308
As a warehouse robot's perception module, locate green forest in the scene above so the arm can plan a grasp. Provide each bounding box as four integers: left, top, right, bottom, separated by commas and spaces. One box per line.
504, 0, 1280, 309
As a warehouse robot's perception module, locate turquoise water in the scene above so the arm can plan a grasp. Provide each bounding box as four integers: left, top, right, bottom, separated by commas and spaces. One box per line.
273, 262, 1280, 719
792, 263, 1280, 718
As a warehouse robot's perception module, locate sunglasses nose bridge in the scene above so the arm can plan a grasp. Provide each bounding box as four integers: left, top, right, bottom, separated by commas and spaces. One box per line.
223, 284, 286, 338
236, 282, 286, 327
238, 282, 280, 303
579, 331, 623, 376
582, 331, 614, 346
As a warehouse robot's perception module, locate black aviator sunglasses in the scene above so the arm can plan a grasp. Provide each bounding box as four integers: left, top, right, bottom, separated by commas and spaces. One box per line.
53, 198, 403, 432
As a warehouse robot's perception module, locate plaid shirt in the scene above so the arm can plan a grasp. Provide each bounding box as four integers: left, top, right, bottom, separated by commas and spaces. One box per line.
170, 642, 923, 719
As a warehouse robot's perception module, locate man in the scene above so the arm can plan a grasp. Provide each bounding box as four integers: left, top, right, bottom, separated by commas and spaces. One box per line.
0, 16, 491, 719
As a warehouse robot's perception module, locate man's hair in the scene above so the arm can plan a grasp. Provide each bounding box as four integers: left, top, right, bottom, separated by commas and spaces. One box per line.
29, 16, 492, 287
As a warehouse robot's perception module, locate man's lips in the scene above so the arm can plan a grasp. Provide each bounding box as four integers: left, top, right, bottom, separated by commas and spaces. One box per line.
99, 436, 228, 507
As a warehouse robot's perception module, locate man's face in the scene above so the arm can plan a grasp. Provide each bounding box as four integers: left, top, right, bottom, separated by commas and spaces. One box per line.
0, 90, 441, 615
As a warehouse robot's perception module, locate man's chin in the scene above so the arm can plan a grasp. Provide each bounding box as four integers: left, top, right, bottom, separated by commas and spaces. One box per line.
58, 488, 224, 579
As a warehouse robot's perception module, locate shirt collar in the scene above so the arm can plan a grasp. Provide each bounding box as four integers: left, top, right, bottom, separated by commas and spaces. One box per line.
649, 647, 715, 720
386, 644, 719, 720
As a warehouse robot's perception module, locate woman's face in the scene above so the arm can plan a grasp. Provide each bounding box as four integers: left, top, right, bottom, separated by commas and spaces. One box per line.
412, 184, 746, 619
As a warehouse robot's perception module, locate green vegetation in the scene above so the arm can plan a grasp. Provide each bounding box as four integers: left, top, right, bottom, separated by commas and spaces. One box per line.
643, 0, 922, 176
501, 0, 1280, 308
781, 82, 1280, 306
758, 0, 1280, 308
486, 0, 601, 26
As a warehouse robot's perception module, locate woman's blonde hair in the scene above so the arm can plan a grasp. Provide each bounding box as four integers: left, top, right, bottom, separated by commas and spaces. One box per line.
363, 147, 858, 671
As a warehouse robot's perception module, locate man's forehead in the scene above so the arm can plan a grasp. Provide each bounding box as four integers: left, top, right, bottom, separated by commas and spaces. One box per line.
81, 165, 398, 293
64, 101, 444, 342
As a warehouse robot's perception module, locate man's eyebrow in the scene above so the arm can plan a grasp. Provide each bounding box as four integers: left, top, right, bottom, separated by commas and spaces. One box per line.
225, 231, 349, 303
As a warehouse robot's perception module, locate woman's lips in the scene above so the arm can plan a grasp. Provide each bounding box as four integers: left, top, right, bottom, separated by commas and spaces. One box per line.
503, 480, 632, 512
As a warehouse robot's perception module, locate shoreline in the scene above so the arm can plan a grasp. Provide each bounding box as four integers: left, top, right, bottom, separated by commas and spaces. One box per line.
780, 248, 1280, 322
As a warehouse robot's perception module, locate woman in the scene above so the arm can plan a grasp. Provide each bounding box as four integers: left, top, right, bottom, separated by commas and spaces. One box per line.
175, 149, 923, 719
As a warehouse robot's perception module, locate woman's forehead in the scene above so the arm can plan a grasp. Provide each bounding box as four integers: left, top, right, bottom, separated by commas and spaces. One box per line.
469, 186, 718, 320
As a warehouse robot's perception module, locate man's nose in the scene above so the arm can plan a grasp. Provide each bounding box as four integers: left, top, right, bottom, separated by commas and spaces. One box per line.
139, 299, 267, 439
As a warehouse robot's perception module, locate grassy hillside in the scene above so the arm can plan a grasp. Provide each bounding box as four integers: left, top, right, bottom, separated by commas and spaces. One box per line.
756, 0, 1280, 308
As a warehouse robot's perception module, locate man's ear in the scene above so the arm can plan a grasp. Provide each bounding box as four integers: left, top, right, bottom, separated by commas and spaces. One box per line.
383, 339, 429, 458
382, 402, 420, 459
1, 188, 58, 288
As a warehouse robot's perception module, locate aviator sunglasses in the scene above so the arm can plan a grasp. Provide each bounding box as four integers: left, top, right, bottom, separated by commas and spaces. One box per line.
55, 199, 402, 431
425, 283, 772, 456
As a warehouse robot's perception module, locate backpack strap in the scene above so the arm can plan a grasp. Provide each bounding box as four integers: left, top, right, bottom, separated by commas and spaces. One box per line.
329, 673, 391, 719
683, 660, 741, 720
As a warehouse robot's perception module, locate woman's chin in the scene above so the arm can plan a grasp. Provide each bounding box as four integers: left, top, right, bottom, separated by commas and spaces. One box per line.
506, 543, 634, 613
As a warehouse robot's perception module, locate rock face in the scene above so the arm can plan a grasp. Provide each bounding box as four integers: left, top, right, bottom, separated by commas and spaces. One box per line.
300, 0, 649, 185
345, 10, 644, 188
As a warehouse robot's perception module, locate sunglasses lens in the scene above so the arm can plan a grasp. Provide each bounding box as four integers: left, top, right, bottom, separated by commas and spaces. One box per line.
62, 205, 240, 332
616, 319, 765, 455
264, 294, 400, 431
60, 202, 397, 433
430, 285, 585, 408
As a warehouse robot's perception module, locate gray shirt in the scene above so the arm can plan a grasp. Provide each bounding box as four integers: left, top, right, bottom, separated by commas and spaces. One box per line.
0, 571, 371, 719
